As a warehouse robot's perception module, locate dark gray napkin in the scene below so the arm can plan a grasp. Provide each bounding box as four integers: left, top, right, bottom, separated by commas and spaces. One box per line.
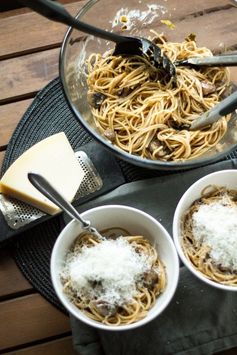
69, 159, 237, 355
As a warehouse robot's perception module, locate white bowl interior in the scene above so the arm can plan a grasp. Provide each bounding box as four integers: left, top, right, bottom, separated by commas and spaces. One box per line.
51, 205, 179, 330
173, 169, 237, 291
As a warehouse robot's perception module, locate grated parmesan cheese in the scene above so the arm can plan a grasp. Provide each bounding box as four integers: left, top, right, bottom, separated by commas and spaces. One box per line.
192, 200, 237, 271
62, 237, 153, 306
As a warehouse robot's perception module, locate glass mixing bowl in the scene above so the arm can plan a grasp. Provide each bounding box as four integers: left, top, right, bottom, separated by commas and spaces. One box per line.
60, 0, 237, 170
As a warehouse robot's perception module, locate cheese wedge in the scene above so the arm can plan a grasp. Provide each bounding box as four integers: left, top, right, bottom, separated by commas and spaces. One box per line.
0, 132, 85, 215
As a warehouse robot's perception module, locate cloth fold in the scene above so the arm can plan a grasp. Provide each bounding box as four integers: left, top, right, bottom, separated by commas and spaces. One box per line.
71, 267, 237, 355
69, 158, 237, 355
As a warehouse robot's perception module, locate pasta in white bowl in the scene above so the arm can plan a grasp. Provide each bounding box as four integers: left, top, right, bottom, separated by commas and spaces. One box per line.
51, 205, 179, 330
173, 170, 237, 291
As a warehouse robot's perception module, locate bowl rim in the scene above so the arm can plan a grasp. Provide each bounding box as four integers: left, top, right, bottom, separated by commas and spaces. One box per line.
173, 169, 237, 291
51, 204, 180, 330
59, 0, 237, 171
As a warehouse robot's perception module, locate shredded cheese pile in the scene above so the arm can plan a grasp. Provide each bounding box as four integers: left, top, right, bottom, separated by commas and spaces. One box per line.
192, 201, 237, 270
64, 237, 152, 306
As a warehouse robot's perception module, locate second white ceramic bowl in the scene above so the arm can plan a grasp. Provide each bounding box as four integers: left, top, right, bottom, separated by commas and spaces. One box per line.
173, 169, 237, 291
51, 205, 179, 331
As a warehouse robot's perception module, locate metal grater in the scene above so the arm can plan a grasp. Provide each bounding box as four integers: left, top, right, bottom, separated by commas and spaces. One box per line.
0, 151, 103, 230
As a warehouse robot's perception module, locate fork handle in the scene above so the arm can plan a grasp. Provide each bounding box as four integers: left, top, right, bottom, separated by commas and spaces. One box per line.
19, 0, 128, 43
28, 172, 103, 239
27, 173, 89, 228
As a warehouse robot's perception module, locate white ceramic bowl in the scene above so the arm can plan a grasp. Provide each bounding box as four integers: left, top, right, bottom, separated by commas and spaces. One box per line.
51, 205, 179, 331
173, 169, 237, 291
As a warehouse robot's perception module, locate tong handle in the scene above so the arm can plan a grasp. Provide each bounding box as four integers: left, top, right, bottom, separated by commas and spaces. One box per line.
178, 55, 237, 67
190, 90, 237, 130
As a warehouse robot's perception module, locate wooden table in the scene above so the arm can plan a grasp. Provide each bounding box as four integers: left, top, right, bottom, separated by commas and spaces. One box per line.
0, 1, 84, 353
0, 1, 236, 354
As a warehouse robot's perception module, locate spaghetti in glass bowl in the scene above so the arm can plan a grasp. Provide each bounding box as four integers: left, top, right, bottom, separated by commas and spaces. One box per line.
60, 0, 237, 170
173, 170, 237, 291
51, 205, 179, 330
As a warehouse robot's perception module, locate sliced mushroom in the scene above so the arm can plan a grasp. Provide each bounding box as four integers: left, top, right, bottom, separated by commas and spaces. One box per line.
91, 300, 117, 317
170, 121, 191, 130
148, 140, 168, 157
185, 33, 196, 42
143, 270, 159, 289
117, 87, 131, 97
152, 34, 168, 45
148, 140, 161, 153
201, 81, 216, 96
103, 128, 116, 142
87, 92, 106, 109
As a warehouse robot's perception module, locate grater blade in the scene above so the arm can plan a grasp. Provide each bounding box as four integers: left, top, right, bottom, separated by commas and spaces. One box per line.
0, 151, 103, 230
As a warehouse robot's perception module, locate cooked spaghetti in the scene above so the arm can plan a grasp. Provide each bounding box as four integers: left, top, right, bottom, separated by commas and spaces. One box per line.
181, 185, 237, 286
86, 33, 231, 161
61, 231, 166, 325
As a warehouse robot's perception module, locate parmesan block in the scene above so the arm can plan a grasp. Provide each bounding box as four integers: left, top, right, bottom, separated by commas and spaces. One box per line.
0, 132, 85, 215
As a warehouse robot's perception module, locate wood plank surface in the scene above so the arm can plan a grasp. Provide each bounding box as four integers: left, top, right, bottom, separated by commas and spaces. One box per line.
0, 8, 30, 19
158, 0, 234, 20
0, 1, 236, 105
0, 99, 33, 148
0, 3, 236, 105
0, 294, 70, 350
0, 1, 86, 60
0, 250, 32, 299
0, 151, 5, 167
0, 0, 83, 19
6, 336, 76, 355
217, 350, 237, 355
145, 6, 237, 53
0, 0, 234, 60
0, 48, 59, 103
0, 2, 237, 355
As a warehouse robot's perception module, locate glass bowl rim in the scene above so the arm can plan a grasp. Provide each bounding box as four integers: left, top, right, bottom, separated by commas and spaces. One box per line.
59, 0, 237, 170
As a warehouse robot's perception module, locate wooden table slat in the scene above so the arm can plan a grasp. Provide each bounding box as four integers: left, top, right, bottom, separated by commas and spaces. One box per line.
0, 151, 5, 169
0, 0, 235, 61
0, 294, 70, 350
0, 0, 84, 20
0, 5, 237, 104
0, 48, 59, 104
0, 1, 86, 60
0, 250, 32, 299
0, 99, 33, 149
0, 1, 237, 354
159, 7, 237, 53
6, 336, 76, 355
217, 350, 237, 355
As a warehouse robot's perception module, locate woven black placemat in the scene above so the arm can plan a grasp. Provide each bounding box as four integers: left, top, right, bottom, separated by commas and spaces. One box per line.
1, 77, 171, 312
2, 77, 237, 313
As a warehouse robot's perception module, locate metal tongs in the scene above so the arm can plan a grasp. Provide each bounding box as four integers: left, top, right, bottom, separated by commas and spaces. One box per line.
176, 55, 237, 68
190, 90, 237, 130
